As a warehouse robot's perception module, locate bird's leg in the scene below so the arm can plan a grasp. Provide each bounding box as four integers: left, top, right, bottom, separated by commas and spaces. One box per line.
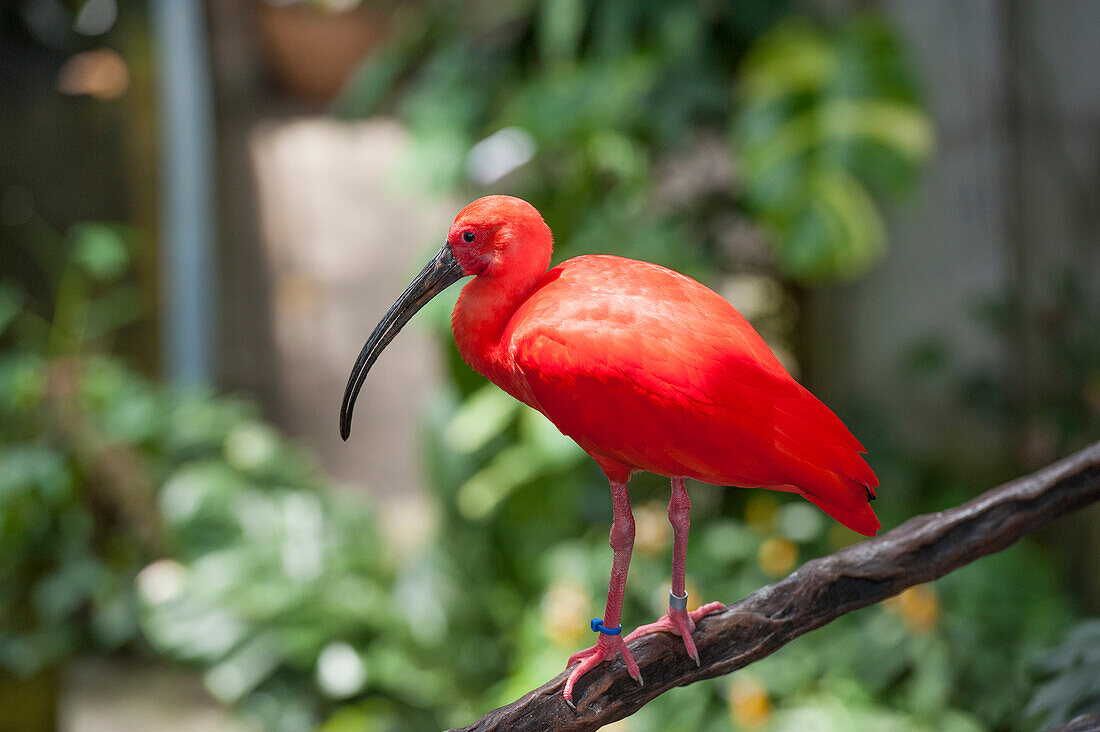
563, 479, 641, 706
624, 477, 724, 665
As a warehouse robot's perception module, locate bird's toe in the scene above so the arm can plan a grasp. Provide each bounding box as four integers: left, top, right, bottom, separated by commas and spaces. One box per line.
562, 634, 640, 707
623, 600, 725, 664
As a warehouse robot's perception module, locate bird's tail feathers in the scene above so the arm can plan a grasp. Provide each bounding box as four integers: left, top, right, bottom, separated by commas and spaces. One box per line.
768, 387, 880, 533
800, 481, 881, 537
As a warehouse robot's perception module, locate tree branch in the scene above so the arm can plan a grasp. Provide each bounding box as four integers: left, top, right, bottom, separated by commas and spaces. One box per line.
453, 441, 1100, 732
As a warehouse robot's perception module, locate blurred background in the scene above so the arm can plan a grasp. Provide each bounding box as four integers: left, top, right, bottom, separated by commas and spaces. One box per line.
2, 0, 1099, 730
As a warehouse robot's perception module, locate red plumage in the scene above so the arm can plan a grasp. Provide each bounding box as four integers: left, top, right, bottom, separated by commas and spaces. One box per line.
342, 195, 880, 705
500, 255, 879, 536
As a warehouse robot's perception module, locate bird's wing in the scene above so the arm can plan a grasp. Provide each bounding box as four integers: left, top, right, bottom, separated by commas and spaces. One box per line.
506, 255, 879, 535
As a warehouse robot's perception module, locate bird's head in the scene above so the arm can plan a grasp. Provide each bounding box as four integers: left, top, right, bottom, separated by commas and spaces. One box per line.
339, 195, 551, 440
446, 195, 552, 278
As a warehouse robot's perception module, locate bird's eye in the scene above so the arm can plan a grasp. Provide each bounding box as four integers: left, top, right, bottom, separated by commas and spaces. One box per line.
462, 231, 476, 243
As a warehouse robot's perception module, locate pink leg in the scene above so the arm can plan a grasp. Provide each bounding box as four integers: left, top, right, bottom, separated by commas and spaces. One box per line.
670, 476, 690, 597
624, 478, 724, 664
563, 479, 641, 706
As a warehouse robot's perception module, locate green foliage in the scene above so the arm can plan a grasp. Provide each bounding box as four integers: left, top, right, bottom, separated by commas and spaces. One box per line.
134, 394, 441, 731
735, 18, 934, 281
328, 4, 1082, 730
0, 222, 149, 678
338, 3, 930, 285
3, 4, 1086, 731
0, 437, 134, 678
0, 225, 437, 730
1027, 619, 1100, 727
885, 270, 1100, 729
898, 268, 1100, 475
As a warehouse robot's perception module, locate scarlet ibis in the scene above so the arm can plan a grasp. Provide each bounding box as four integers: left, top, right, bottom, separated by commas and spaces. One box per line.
340, 195, 878, 705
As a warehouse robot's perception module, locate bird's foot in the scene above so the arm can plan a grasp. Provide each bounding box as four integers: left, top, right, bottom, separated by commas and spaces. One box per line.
623, 600, 725, 666
563, 632, 642, 707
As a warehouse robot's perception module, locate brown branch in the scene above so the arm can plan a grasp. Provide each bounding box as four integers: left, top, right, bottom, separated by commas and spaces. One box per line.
453, 441, 1100, 732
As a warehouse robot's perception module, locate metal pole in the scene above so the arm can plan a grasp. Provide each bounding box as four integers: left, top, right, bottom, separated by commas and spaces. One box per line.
150, 0, 216, 385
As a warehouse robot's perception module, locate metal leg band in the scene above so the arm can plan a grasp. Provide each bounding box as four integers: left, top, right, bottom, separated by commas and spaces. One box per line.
669, 590, 688, 610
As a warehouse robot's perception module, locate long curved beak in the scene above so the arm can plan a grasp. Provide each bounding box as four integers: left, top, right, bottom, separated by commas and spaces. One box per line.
340, 242, 466, 440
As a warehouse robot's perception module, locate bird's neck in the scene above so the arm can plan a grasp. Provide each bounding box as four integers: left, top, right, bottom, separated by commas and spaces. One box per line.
451, 234, 551, 401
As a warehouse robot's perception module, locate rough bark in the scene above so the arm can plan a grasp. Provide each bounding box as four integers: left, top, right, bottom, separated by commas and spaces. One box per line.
453, 441, 1100, 732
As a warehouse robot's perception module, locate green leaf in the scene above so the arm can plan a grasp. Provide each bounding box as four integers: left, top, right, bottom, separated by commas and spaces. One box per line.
776, 170, 886, 281
735, 17, 934, 283
538, 0, 585, 66
68, 223, 130, 282
83, 284, 144, 339
517, 407, 583, 469
0, 282, 26, 338
454, 444, 542, 521
443, 385, 521, 454
0, 446, 73, 504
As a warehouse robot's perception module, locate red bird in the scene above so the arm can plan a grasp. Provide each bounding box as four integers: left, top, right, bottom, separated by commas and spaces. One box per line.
341, 195, 878, 705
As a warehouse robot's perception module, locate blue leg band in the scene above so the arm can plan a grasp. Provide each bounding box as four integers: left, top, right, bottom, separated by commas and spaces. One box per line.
590, 617, 622, 635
